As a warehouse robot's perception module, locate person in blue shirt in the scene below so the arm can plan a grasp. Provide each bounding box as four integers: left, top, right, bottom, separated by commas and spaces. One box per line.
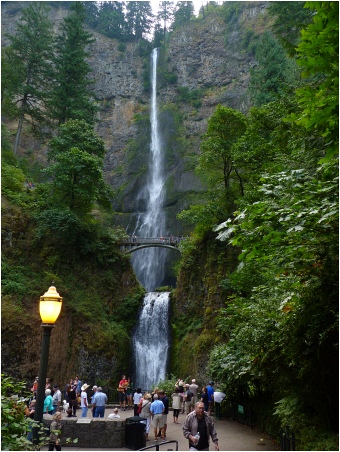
207, 381, 215, 415
150, 394, 165, 441
92, 387, 108, 418
44, 389, 54, 415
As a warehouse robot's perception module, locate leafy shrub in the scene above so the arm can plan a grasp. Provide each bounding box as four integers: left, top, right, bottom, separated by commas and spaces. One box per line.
1, 374, 46, 450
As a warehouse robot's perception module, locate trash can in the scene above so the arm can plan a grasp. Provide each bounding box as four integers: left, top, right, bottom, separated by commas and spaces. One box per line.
125, 416, 146, 450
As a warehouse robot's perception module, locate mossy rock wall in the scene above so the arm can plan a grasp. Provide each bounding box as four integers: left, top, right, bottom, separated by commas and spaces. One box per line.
170, 233, 239, 383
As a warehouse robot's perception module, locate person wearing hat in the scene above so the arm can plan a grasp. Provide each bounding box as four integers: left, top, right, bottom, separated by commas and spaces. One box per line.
80, 384, 90, 418
52, 385, 62, 414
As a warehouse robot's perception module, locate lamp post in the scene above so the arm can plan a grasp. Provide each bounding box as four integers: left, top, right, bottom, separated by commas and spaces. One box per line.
33, 284, 62, 445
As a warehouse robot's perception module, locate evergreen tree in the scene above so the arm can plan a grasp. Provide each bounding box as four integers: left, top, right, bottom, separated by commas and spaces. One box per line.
126, 1, 153, 41
84, 1, 99, 28
96, 1, 127, 40
268, 1, 313, 57
2, 2, 54, 155
49, 2, 97, 126
156, 1, 175, 40
249, 32, 299, 107
173, 1, 194, 30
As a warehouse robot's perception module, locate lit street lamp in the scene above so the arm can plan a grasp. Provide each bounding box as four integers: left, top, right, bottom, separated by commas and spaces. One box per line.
33, 283, 62, 444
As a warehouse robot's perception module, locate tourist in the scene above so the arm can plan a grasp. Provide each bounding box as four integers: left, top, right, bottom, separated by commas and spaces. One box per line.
151, 386, 159, 402
176, 380, 185, 413
75, 376, 82, 396
182, 401, 219, 451
52, 385, 62, 414
45, 378, 52, 392
80, 384, 90, 418
201, 386, 209, 413
92, 386, 108, 418
190, 379, 199, 406
126, 377, 133, 409
118, 375, 128, 411
171, 387, 181, 424
108, 407, 120, 419
207, 381, 215, 415
184, 384, 194, 414
150, 394, 165, 441
159, 390, 169, 439
133, 387, 143, 416
48, 411, 62, 451
140, 393, 152, 441
66, 384, 77, 416
25, 399, 36, 442
91, 385, 97, 417
44, 389, 54, 415
31, 377, 38, 398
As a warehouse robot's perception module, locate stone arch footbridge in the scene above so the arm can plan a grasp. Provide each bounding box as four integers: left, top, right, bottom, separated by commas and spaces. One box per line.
119, 237, 183, 254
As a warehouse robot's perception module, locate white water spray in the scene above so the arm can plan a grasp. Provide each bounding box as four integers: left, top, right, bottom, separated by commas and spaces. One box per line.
131, 48, 167, 291
131, 49, 170, 390
133, 292, 170, 390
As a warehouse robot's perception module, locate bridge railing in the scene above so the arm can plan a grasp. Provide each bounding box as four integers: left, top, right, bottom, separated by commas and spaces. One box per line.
120, 237, 184, 246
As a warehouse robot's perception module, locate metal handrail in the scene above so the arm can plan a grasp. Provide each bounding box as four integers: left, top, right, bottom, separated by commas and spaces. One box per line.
138, 440, 179, 451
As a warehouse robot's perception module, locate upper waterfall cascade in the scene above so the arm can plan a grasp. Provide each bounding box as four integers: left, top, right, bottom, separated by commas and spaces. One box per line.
131, 48, 167, 292
131, 49, 170, 390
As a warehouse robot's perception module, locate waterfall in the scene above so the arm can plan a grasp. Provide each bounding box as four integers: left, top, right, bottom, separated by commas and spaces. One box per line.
133, 292, 170, 390
131, 49, 170, 390
131, 47, 167, 291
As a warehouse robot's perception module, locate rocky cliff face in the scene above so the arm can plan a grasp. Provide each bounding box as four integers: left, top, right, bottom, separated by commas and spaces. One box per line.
2, 1, 269, 237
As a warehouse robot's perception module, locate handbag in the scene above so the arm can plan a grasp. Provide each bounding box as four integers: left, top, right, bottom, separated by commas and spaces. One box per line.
138, 400, 149, 414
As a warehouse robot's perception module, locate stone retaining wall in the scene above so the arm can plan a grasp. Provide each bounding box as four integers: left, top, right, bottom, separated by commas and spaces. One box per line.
44, 418, 125, 449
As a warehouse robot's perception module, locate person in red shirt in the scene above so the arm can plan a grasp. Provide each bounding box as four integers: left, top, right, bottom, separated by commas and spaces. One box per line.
118, 375, 128, 411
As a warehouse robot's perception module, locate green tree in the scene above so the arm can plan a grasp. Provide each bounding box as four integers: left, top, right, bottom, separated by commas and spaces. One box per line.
249, 32, 299, 107
43, 120, 112, 215
268, 1, 313, 57
198, 105, 247, 199
126, 1, 153, 40
96, 1, 127, 40
292, 1, 339, 161
156, 1, 175, 41
2, 2, 54, 154
49, 2, 97, 125
173, 1, 194, 30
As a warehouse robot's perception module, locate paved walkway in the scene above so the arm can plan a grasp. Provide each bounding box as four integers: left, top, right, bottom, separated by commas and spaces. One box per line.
42, 406, 279, 451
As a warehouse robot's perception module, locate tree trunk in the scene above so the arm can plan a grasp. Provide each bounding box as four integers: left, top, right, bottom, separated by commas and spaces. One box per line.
13, 113, 24, 156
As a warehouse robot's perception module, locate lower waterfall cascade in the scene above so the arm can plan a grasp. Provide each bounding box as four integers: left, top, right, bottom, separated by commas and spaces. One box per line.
132, 292, 170, 390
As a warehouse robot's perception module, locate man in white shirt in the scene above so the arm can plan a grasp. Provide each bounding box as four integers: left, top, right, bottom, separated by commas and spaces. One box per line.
81, 384, 90, 417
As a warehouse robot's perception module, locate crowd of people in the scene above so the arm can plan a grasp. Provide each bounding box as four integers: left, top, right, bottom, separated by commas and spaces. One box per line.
26, 374, 221, 451
117, 375, 220, 450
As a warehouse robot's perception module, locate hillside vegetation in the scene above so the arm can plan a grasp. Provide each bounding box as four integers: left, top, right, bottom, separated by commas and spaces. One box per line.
1, 2, 338, 450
